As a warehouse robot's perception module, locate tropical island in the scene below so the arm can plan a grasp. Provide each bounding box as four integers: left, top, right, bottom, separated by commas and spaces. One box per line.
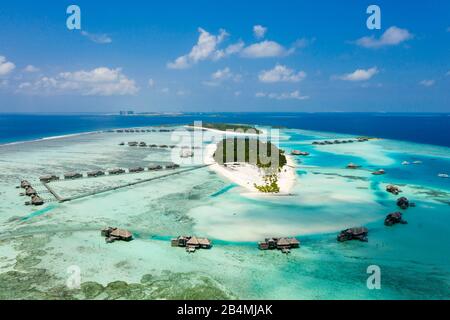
189, 122, 262, 134
202, 130, 295, 194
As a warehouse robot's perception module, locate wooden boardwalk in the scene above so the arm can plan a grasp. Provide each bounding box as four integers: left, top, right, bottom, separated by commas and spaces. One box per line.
42, 164, 211, 203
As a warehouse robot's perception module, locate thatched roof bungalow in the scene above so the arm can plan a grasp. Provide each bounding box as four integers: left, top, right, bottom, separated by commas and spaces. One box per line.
148, 164, 163, 171
108, 168, 125, 175
87, 170, 105, 177
25, 187, 37, 196
20, 180, 31, 189
39, 175, 59, 183
129, 167, 144, 173
31, 195, 44, 206
64, 172, 83, 180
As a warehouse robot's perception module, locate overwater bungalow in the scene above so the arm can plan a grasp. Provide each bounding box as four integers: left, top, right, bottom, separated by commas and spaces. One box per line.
346, 162, 360, 169
128, 141, 138, 147
166, 163, 180, 169
20, 180, 31, 189
139, 142, 147, 147
27, 195, 44, 206
384, 212, 407, 226
119, 142, 125, 146
337, 227, 368, 242
291, 150, 310, 156
101, 227, 133, 243
64, 172, 83, 180
108, 168, 126, 175
116, 130, 124, 133
148, 164, 163, 171
386, 184, 401, 195
149, 144, 158, 148
397, 197, 410, 209
129, 167, 144, 173
25, 187, 37, 197
159, 144, 168, 148
87, 170, 105, 177
258, 237, 300, 252
39, 175, 59, 183
171, 236, 212, 252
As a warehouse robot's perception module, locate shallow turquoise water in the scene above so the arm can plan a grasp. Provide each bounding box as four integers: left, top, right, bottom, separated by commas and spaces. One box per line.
0, 126, 448, 299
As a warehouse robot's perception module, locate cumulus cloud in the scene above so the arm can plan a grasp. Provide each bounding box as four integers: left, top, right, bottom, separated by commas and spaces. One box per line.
17, 67, 138, 96
259, 64, 306, 83
81, 31, 112, 44
204, 67, 241, 86
0, 56, 16, 76
23, 65, 40, 73
241, 40, 292, 58
355, 26, 413, 48
148, 78, 155, 87
253, 25, 267, 39
338, 67, 378, 81
255, 90, 309, 100
167, 28, 234, 69
419, 79, 435, 87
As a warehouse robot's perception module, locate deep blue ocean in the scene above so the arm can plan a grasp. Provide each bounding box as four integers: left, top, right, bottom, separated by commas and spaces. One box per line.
0, 113, 449, 147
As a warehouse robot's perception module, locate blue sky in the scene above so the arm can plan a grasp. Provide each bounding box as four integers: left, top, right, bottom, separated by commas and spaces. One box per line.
0, 0, 449, 113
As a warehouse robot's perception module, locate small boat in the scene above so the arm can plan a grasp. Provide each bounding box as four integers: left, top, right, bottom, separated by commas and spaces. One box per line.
291, 150, 310, 156
438, 173, 449, 178
372, 169, 385, 175
412, 161, 422, 164
346, 162, 360, 169
402, 161, 410, 165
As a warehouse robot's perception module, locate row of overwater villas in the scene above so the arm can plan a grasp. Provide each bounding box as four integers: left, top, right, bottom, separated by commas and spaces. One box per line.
38, 163, 180, 182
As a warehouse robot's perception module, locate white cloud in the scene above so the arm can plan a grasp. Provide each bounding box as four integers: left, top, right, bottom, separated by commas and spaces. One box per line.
81, 31, 112, 44
204, 67, 241, 86
259, 64, 306, 83
148, 78, 155, 87
167, 28, 231, 69
0, 56, 16, 76
17, 67, 138, 96
419, 79, 435, 87
241, 40, 291, 58
338, 67, 379, 81
253, 25, 267, 39
23, 65, 40, 73
161, 87, 170, 93
356, 26, 413, 48
255, 90, 309, 100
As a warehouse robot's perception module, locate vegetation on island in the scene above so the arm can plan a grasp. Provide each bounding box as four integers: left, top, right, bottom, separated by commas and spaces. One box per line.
213, 137, 287, 169
190, 122, 262, 134
254, 174, 280, 193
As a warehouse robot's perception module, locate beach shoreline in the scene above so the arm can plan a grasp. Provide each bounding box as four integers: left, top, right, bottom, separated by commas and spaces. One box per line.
203, 136, 297, 196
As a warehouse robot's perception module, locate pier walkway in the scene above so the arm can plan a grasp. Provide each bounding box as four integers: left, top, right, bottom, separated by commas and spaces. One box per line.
42, 164, 211, 203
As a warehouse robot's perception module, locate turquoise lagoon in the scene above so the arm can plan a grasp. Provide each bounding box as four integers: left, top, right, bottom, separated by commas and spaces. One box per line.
0, 126, 449, 299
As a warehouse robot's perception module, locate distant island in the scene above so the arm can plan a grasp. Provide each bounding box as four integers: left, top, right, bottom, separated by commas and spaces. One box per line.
189, 122, 262, 134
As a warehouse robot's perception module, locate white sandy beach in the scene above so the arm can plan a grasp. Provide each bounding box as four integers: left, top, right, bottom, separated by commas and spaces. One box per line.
204, 141, 296, 196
